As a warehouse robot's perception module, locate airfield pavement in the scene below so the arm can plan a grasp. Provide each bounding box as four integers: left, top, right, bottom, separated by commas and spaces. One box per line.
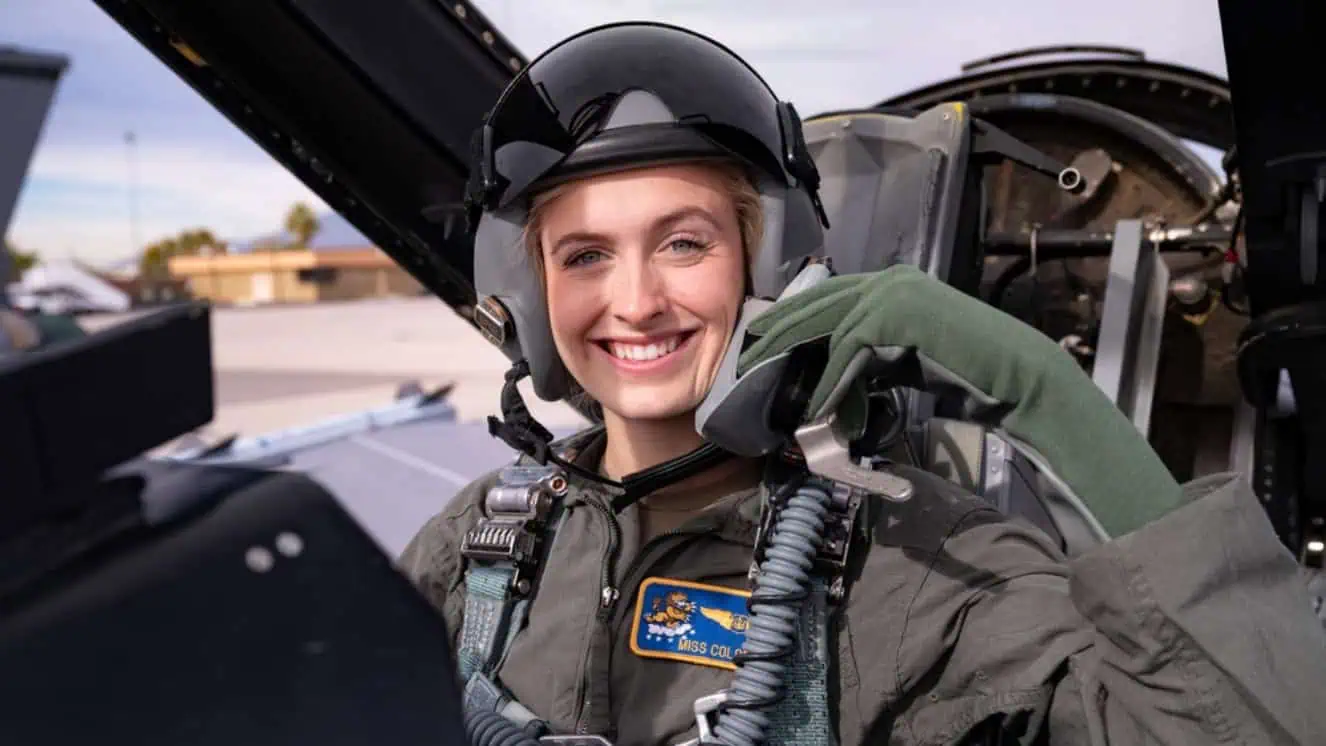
82, 297, 590, 440
79, 298, 592, 553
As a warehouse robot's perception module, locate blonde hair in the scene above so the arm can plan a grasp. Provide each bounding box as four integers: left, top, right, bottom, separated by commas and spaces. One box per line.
521, 160, 766, 419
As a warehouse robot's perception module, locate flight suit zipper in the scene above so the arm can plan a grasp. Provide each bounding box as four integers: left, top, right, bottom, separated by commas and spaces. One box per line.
572, 491, 760, 736
582, 522, 731, 736
608, 527, 708, 629
574, 499, 622, 734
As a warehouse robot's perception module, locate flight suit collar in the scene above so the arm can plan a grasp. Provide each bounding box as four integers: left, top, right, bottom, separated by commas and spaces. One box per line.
553, 426, 763, 546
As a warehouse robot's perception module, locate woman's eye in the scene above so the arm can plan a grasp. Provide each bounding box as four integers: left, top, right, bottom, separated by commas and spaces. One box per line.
667, 237, 709, 254
564, 249, 603, 268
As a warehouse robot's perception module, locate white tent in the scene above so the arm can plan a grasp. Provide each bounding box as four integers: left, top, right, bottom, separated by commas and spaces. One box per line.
8, 260, 132, 314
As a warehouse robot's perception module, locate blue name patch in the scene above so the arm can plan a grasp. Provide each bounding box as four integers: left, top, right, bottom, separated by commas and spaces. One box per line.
629, 577, 751, 671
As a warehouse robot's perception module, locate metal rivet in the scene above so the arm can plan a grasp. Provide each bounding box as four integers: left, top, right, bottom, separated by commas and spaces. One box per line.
482, 31, 495, 45
454, 4, 467, 18
276, 532, 304, 558
246, 546, 275, 573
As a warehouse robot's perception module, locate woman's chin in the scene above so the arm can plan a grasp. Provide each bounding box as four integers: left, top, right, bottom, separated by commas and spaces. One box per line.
598, 385, 703, 424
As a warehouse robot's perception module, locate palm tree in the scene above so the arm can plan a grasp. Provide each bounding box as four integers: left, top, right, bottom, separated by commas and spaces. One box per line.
283, 202, 321, 250
3, 240, 38, 281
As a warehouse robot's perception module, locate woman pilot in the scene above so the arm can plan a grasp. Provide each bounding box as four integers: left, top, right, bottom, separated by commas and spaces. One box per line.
400, 21, 1326, 746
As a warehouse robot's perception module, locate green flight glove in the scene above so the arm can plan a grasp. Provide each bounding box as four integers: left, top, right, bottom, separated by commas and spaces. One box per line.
737, 264, 1183, 538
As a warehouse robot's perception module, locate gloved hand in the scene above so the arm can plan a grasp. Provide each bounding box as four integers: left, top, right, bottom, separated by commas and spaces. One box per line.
737, 264, 1182, 537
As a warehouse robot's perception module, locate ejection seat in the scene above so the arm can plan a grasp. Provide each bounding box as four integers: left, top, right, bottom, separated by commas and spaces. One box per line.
800, 105, 1116, 556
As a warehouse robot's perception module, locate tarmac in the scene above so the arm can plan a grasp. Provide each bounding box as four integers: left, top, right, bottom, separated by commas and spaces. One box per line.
83, 297, 589, 438
81, 299, 590, 554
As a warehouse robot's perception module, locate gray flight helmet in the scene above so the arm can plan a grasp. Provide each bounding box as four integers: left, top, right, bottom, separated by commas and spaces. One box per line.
467, 22, 828, 404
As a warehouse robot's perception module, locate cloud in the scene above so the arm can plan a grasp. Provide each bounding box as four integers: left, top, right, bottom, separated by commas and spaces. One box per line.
485, 0, 1228, 109
4, 0, 330, 263
6, 0, 1229, 266
10, 133, 327, 264
10, 146, 325, 263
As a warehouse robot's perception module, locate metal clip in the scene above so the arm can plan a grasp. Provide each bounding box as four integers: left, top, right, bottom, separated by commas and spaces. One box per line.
460, 520, 539, 563
461, 465, 569, 595
795, 413, 913, 502
483, 467, 568, 518
815, 482, 860, 577
748, 475, 859, 601
673, 691, 728, 746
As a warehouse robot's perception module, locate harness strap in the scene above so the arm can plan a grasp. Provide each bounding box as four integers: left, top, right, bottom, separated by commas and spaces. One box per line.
457, 456, 576, 728
765, 576, 835, 746
457, 565, 526, 680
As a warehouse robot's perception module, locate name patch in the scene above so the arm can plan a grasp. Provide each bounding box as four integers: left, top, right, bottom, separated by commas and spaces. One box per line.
629, 577, 751, 670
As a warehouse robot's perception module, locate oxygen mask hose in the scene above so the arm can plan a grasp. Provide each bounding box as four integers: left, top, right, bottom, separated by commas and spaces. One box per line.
711, 292, 840, 746
464, 709, 542, 746
712, 473, 832, 746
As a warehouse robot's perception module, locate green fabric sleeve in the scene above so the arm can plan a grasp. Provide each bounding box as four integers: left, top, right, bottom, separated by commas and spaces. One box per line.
739, 264, 1182, 537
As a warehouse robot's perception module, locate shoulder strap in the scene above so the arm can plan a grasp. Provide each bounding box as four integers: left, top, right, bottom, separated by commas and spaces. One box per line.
765, 576, 836, 746
456, 462, 568, 681
456, 428, 600, 680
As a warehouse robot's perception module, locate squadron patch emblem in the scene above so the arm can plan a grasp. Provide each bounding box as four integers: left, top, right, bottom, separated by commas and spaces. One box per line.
629, 577, 751, 670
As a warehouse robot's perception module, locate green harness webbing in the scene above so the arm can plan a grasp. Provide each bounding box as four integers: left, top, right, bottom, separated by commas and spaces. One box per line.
457, 565, 530, 681
765, 577, 835, 746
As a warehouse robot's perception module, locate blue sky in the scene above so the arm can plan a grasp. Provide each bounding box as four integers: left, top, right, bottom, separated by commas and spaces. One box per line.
3, 0, 1230, 267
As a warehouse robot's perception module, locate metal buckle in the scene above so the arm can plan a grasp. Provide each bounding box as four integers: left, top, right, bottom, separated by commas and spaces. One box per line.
673, 691, 728, 746
750, 465, 860, 590
796, 412, 914, 502
461, 465, 568, 595
815, 482, 860, 602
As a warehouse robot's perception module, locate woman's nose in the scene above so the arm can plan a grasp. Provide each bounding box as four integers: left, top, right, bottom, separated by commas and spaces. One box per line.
609, 261, 668, 325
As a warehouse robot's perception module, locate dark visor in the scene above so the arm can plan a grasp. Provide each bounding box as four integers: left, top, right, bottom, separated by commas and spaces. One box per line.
476, 23, 794, 209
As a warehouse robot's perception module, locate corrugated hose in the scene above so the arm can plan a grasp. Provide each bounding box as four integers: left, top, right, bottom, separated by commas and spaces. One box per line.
711, 476, 831, 746
464, 709, 541, 746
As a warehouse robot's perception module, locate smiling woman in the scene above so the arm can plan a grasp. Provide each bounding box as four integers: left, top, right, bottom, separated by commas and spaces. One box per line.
521, 161, 765, 478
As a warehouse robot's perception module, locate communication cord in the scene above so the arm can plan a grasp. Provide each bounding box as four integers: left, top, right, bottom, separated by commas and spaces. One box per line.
712, 476, 832, 746
464, 709, 542, 746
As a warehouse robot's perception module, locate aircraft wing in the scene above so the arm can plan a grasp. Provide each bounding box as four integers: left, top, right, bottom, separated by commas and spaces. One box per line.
166, 391, 577, 556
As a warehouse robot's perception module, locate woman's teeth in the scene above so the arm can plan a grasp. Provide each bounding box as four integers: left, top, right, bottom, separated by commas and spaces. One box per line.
610, 335, 683, 362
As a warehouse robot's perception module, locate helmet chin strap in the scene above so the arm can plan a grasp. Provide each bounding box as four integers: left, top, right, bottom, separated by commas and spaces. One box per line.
486, 360, 733, 513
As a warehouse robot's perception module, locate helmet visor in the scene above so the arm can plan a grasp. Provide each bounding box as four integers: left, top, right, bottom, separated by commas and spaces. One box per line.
477, 23, 794, 209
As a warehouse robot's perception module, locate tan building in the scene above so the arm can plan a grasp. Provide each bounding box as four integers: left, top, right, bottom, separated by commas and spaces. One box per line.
167, 247, 424, 305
